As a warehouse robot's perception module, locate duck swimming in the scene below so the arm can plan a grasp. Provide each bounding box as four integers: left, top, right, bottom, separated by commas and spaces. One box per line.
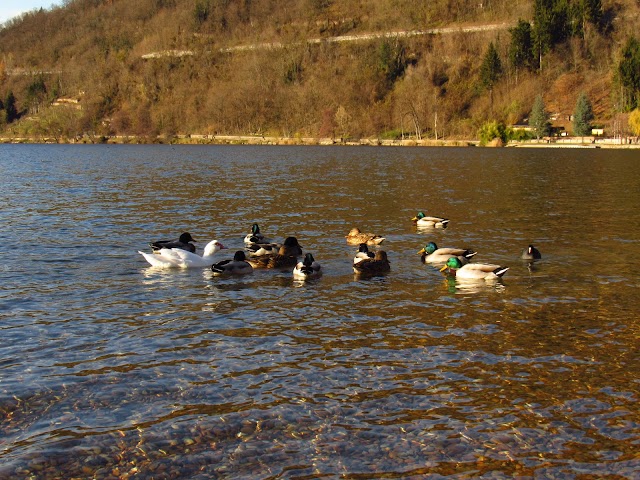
353, 243, 375, 265
418, 242, 477, 264
211, 251, 254, 276
139, 240, 226, 268
247, 236, 302, 269
293, 253, 322, 279
245, 242, 281, 257
150, 232, 196, 253
353, 250, 390, 275
412, 212, 449, 228
521, 244, 542, 260
440, 257, 508, 281
345, 228, 385, 246
244, 223, 272, 244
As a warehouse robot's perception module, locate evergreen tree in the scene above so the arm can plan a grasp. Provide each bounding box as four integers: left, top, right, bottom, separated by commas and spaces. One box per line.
617, 37, 640, 111
509, 19, 534, 81
529, 94, 551, 139
5, 91, 18, 123
480, 42, 502, 112
533, 0, 554, 70
480, 41, 502, 91
533, 0, 571, 70
573, 92, 594, 136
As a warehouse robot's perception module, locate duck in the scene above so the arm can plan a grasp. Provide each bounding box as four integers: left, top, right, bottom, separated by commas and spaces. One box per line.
353, 243, 375, 265
150, 232, 196, 253
244, 223, 272, 244
211, 251, 254, 276
418, 242, 477, 264
247, 236, 302, 269
440, 257, 508, 281
245, 242, 281, 257
345, 228, 385, 246
139, 240, 227, 268
412, 211, 449, 228
293, 253, 322, 279
521, 244, 542, 260
353, 250, 390, 275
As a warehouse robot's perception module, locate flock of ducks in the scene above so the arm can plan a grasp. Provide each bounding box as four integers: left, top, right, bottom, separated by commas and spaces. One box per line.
138, 214, 542, 283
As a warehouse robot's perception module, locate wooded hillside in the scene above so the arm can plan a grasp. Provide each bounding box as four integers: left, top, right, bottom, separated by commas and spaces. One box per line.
1, 0, 639, 141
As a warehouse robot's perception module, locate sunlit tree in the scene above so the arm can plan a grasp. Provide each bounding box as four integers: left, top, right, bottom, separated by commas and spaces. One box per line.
529, 94, 551, 139
573, 92, 594, 136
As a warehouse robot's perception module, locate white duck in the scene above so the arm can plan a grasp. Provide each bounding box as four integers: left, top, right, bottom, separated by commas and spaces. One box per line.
139, 240, 227, 268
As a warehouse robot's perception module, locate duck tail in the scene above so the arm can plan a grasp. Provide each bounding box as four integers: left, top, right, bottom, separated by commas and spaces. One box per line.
373, 237, 386, 245
441, 219, 450, 227
211, 259, 231, 273
463, 250, 477, 259
493, 266, 509, 277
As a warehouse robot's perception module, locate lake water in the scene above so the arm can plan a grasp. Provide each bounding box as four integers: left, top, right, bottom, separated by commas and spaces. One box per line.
0, 144, 639, 479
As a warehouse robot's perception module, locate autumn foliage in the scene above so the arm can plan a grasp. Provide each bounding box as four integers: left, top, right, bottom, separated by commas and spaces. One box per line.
1, 0, 639, 140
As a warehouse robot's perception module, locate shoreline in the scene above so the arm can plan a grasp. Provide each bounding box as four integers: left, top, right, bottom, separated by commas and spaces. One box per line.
1, 134, 639, 148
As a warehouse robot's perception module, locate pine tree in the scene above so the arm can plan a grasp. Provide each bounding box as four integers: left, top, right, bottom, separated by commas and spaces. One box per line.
5, 91, 18, 123
509, 19, 534, 82
618, 37, 640, 111
529, 94, 551, 139
480, 42, 502, 112
573, 92, 594, 136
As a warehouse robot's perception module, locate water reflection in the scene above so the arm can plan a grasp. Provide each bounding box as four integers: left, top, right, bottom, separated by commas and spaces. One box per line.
0, 144, 639, 478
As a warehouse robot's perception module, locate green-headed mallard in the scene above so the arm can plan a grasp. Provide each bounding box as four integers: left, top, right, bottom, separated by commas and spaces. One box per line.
346, 228, 385, 246
211, 250, 253, 276
418, 241, 476, 264
293, 253, 322, 279
440, 257, 508, 281
412, 211, 449, 228
353, 250, 390, 275
244, 223, 272, 244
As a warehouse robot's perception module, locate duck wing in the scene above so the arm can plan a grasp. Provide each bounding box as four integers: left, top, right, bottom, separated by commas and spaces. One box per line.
139, 250, 179, 268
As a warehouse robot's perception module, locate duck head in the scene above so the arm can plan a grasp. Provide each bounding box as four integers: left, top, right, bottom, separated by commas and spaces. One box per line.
203, 240, 227, 256
233, 250, 247, 261
417, 241, 438, 255
440, 257, 463, 272
412, 212, 426, 221
179, 232, 196, 243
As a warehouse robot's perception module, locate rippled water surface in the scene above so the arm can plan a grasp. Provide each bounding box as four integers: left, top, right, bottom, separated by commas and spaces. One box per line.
1, 144, 639, 478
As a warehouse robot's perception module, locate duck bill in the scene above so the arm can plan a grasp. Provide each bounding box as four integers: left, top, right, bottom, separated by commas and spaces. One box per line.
417, 248, 425, 255
411, 216, 418, 222
439, 265, 448, 272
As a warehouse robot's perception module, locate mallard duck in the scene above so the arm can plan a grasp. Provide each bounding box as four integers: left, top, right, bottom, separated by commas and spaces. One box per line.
440, 257, 508, 281
353, 243, 375, 265
150, 232, 196, 253
418, 242, 477, 264
244, 223, 271, 244
139, 240, 226, 268
412, 211, 449, 228
245, 242, 281, 257
247, 236, 302, 269
353, 250, 390, 275
521, 244, 542, 260
211, 251, 254, 276
293, 253, 322, 279
345, 228, 385, 245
